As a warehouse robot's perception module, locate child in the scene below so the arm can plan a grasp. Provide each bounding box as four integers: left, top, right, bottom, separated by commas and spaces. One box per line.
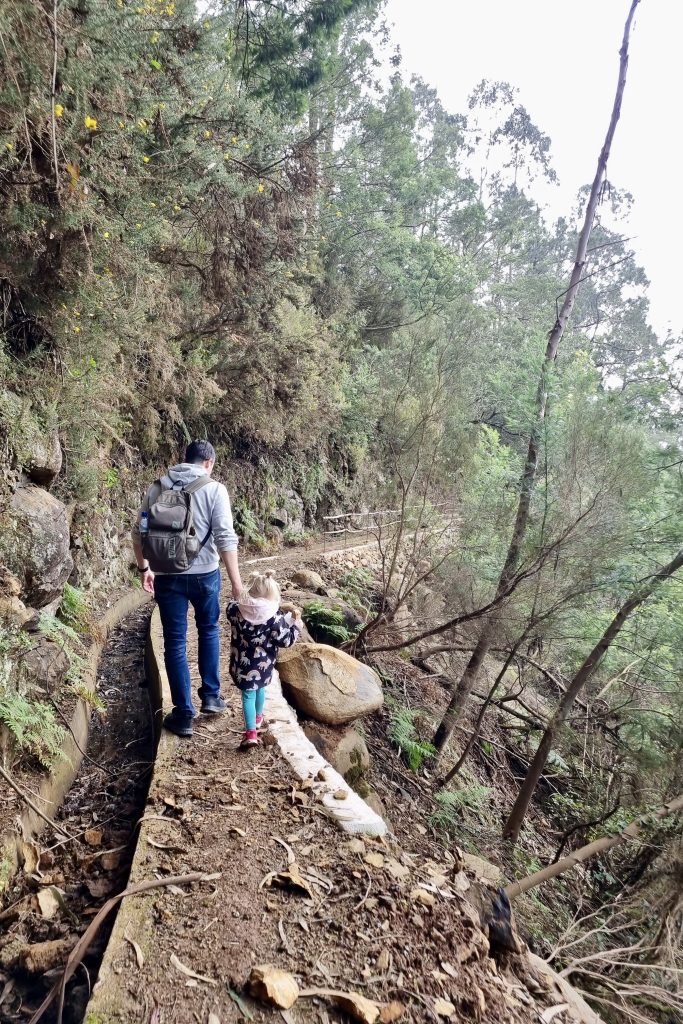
226, 572, 302, 748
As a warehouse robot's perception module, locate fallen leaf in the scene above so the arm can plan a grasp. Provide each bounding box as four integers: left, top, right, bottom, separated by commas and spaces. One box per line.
385, 858, 410, 881
376, 949, 391, 972
124, 931, 145, 969
410, 888, 435, 908
379, 1002, 405, 1023
440, 961, 458, 979
364, 852, 385, 869
20, 841, 41, 875
300, 989, 380, 1024
249, 964, 299, 1009
227, 986, 254, 1019
541, 1005, 570, 1023
36, 888, 60, 920
86, 877, 115, 898
272, 863, 314, 899
434, 998, 455, 1018
170, 953, 217, 986
101, 851, 122, 872
348, 838, 366, 855
84, 829, 103, 847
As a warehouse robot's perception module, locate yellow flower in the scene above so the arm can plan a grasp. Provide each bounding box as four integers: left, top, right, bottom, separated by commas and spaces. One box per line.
138, 119, 148, 130
142, 155, 150, 163
118, 120, 126, 129
165, 2, 175, 15
102, 231, 110, 238
173, 204, 181, 211
149, 201, 157, 208
84, 115, 98, 130
135, 223, 142, 229
231, 136, 238, 144
336, 211, 342, 218
73, 310, 81, 317
54, 104, 64, 118
73, 326, 81, 333
223, 153, 230, 160
203, 129, 212, 139
150, 31, 160, 43
244, 143, 251, 150
5, 143, 13, 151
257, 183, 265, 193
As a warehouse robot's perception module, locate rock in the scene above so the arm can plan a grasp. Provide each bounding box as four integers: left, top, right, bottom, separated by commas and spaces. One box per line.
0, 567, 22, 597
461, 852, 502, 885
290, 568, 327, 594
303, 722, 370, 783
0, 485, 73, 607
25, 431, 62, 486
0, 595, 32, 627
19, 638, 70, 691
279, 643, 382, 725
365, 790, 391, 827
270, 507, 289, 528
248, 964, 299, 1009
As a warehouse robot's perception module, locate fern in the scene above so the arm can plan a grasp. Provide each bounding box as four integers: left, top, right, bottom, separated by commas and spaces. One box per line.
387, 699, 436, 771
0, 691, 65, 769
303, 600, 352, 645
429, 785, 492, 836
59, 583, 89, 632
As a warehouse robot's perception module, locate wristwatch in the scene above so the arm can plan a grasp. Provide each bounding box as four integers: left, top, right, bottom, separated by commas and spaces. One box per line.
138, 564, 150, 573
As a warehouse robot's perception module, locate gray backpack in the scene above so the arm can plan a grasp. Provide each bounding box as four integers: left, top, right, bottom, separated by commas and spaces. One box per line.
141, 477, 212, 574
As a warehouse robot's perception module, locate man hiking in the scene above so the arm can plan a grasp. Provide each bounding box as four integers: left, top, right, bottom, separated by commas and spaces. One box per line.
132, 439, 242, 737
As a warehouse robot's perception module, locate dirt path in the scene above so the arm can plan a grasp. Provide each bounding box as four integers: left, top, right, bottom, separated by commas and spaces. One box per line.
89, 547, 551, 1024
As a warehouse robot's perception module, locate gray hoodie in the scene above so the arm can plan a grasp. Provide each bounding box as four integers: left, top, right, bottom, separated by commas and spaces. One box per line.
132, 463, 239, 575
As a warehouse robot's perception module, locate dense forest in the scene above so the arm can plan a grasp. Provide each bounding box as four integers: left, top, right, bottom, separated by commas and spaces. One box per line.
1, 2, 682, 1022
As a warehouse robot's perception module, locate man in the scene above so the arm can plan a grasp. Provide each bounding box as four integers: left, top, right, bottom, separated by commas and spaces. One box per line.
132, 439, 242, 737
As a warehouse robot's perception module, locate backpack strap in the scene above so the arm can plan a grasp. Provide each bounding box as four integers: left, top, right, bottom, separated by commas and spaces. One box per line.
146, 479, 163, 506
183, 476, 213, 549
182, 476, 212, 495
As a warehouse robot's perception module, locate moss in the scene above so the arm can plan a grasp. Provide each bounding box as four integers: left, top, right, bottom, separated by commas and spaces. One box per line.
344, 748, 367, 792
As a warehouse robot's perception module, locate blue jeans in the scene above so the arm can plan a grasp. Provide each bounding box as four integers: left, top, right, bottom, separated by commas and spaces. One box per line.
154, 569, 222, 718
242, 689, 266, 731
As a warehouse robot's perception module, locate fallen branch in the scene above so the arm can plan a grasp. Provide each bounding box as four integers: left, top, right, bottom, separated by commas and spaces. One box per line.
506, 792, 683, 899
0, 764, 73, 839
28, 872, 208, 1024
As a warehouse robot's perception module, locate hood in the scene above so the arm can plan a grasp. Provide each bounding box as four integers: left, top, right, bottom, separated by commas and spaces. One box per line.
238, 597, 279, 625
163, 463, 211, 487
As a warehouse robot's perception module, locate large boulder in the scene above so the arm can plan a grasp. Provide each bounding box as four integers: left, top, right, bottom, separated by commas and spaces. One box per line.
278, 642, 382, 725
289, 569, 327, 594
25, 431, 62, 486
20, 639, 70, 692
303, 722, 370, 782
0, 486, 73, 607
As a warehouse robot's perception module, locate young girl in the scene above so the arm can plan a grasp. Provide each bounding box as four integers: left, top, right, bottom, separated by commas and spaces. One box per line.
226, 572, 302, 748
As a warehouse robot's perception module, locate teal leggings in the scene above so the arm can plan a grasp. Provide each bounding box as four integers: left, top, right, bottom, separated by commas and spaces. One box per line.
241, 688, 266, 731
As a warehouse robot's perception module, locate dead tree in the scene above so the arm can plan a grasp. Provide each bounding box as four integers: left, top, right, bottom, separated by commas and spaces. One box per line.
431, 0, 642, 758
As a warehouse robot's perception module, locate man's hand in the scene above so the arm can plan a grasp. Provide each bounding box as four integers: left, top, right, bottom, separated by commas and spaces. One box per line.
141, 569, 155, 595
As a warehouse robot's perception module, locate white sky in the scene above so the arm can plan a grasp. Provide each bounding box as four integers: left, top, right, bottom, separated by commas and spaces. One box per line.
384, 0, 682, 339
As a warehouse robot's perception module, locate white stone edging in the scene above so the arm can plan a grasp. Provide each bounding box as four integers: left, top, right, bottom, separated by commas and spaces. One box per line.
266, 672, 387, 837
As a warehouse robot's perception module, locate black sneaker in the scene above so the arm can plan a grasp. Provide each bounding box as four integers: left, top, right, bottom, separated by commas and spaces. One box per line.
163, 711, 194, 737
200, 695, 227, 714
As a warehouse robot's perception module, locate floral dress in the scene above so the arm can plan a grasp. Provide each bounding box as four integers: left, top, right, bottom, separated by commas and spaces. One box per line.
226, 601, 300, 692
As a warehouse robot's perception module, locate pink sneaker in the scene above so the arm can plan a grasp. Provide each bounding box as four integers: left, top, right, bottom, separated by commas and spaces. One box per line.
240, 729, 258, 749
255, 714, 268, 730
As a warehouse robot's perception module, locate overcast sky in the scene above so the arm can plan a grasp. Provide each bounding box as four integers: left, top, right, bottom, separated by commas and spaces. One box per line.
384, 0, 681, 339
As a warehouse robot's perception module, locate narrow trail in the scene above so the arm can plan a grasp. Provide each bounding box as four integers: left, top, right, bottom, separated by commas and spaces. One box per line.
0, 608, 154, 1024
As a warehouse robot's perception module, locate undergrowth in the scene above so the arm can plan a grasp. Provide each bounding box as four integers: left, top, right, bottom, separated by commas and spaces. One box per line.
429, 784, 493, 836
303, 600, 352, 646
0, 691, 65, 769
386, 696, 436, 771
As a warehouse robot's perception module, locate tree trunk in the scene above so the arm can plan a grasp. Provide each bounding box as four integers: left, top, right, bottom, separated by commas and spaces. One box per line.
502, 549, 683, 843
505, 792, 683, 899
431, 0, 641, 758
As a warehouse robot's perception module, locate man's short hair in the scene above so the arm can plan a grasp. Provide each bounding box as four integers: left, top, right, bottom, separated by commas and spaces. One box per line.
185, 439, 216, 464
